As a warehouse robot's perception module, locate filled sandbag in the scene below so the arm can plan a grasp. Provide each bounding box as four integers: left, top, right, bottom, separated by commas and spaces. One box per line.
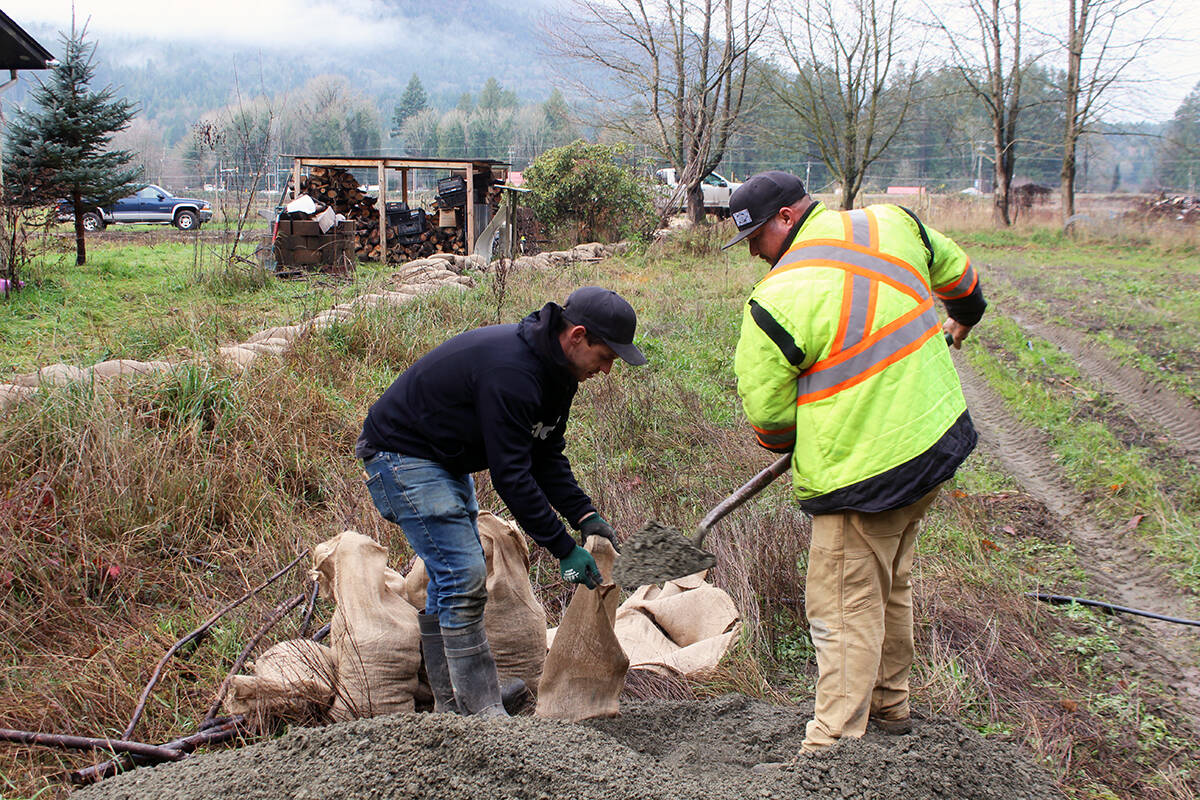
613, 571, 741, 677
312, 531, 422, 721
536, 538, 628, 721
478, 511, 548, 694
224, 639, 336, 724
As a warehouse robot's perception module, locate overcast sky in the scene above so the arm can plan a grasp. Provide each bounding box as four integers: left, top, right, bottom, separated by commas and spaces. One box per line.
5, 0, 1199, 122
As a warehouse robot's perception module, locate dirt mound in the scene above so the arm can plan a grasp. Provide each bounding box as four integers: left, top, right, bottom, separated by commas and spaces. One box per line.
73, 694, 1059, 800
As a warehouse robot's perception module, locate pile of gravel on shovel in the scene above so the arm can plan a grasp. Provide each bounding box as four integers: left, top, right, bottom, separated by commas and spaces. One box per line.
73, 694, 1059, 800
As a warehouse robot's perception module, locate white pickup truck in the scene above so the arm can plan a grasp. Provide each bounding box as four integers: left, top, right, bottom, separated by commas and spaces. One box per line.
654, 168, 742, 217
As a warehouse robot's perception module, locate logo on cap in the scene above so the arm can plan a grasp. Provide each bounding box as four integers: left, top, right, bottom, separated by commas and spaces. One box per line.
733, 208, 752, 227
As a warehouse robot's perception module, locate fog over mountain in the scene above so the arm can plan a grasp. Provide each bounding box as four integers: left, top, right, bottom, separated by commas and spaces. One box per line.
6, 0, 580, 147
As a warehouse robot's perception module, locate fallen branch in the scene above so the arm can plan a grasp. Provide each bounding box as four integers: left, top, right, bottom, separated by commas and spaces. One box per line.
203, 592, 307, 724
68, 717, 247, 785
0, 728, 184, 763
298, 579, 320, 638
123, 550, 308, 739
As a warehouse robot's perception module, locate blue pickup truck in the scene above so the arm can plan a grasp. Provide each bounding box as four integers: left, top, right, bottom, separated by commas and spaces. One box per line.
57, 184, 214, 231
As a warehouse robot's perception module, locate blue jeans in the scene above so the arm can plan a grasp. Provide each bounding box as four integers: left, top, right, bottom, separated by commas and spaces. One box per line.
361, 451, 486, 630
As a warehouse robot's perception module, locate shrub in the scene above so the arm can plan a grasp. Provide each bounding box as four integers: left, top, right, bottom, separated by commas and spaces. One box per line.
523, 140, 655, 245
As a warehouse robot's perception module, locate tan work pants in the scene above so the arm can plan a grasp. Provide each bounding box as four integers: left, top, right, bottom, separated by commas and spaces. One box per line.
802, 487, 941, 751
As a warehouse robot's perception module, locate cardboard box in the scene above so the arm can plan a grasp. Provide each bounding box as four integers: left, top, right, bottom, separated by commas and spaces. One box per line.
439, 209, 457, 227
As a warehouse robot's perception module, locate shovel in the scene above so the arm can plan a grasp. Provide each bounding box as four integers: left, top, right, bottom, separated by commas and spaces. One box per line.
614, 452, 792, 588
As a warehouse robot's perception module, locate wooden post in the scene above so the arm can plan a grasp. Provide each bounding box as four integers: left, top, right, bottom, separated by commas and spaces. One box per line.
465, 166, 475, 256
378, 163, 387, 262
401, 169, 409, 208
292, 160, 301, 201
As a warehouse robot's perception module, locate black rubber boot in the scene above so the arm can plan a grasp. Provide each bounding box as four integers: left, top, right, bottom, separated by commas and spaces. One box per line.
441, 620, 508, 718
417, 613, 458, 714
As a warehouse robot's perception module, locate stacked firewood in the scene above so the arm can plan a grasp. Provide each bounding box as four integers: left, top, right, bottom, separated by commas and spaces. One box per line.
299, 166, 468, 262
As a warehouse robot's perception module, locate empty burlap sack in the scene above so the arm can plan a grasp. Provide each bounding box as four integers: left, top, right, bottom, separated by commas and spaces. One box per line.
224, 639, 336, 724
400, 511, 548, 694
479, 511, 548, 693
535, 537, 628, 721
614, 572, 741, 676
312, 530, 422, 721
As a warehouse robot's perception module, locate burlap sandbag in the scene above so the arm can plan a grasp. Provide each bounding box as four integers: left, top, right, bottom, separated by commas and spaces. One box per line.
478, 511, 548, 693
224, 639, 336, 724
312, 531, 422, 721
535, 538, 628, 721
613, 572, 741, 677
619, 580, 739, 646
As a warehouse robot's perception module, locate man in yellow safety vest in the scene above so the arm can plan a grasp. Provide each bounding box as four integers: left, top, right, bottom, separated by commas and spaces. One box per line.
724, 171, 986, 754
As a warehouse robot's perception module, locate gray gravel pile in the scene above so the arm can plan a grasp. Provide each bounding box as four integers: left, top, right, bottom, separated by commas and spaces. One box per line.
73, 694, 1060, 800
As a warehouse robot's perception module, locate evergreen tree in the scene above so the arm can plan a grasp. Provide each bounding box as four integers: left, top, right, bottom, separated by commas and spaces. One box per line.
391, 74, 428, 137
541, 89, 576, 149
4, 22, 141, 265
1157, 81, 1200, 192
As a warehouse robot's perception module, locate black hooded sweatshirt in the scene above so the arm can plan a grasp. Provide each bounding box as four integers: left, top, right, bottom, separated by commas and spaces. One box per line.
358, 302, 594, 559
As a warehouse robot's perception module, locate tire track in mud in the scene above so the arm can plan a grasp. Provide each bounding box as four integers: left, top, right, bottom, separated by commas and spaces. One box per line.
1006, 310, 1200, 465
955, 357, 1200, 722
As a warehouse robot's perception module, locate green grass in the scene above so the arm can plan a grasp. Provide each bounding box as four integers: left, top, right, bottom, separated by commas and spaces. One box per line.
966, 314, 1200, 591
0, 238, 391, 375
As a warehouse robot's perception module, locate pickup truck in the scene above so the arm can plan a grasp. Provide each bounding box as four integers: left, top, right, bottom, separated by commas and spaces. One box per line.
653, 168, 742, 217
57, 184, 214, 231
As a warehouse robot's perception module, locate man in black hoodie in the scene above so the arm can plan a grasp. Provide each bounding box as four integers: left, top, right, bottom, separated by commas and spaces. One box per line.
357, 286, 647, 717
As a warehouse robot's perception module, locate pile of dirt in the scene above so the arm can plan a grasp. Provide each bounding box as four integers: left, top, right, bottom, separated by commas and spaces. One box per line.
73, 694, 1059, 800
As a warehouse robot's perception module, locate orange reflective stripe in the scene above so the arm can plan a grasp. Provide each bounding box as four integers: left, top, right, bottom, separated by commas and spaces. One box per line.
805, 297, 934, 377
864, 280, 879, 340
751, 421, 797, 450
864, 208, 880, 249
796, 321, 941, 405
830, 271, 855, 355
769, 254, 924, 303
936, 262, 978, 300
934, 258, 974, 291
750, 421, 796, 435
841, 212, 854, 241
769, 240, 933, 302
796, 301, 940, 404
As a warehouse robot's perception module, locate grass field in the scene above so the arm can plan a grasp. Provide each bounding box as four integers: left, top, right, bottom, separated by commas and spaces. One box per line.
1, 210, 1198, 799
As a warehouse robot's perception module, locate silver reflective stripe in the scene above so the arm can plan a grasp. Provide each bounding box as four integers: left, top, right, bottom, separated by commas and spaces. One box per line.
796, 303, 940, 400
935, 262, 977, 298
757, 429, 796, 448
847, 210, 871, 247
777, 244, 931, 301
839, 274, 872, 351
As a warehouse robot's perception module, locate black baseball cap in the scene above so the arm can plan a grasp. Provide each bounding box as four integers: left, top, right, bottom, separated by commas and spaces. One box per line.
561, 286, 647, 366
721, 171, 808, 250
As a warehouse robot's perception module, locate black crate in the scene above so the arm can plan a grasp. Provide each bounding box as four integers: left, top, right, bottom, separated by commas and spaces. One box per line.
385, 201, 410, 227
392, 208, 425, 240
437, 175, 468, 208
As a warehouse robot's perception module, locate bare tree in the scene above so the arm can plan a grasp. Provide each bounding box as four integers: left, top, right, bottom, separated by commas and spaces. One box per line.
936, 0, 1031, 226
549, 0, 767, 224
768, 0, 921, 210
1058, 0, 1166, 223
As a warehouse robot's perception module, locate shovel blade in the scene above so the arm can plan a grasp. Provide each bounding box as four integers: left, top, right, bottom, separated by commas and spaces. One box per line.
613, 521, 717, 588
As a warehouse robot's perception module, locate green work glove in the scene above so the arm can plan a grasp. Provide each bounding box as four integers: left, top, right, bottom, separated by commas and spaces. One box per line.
559, 545, 601, 590
580, 512, 620, 553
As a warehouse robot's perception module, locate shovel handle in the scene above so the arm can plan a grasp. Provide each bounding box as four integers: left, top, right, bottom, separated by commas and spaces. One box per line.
693, 453, 792, 548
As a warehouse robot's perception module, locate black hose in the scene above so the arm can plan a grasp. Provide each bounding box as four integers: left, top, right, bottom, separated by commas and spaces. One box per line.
1026, 592, 1200, 628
